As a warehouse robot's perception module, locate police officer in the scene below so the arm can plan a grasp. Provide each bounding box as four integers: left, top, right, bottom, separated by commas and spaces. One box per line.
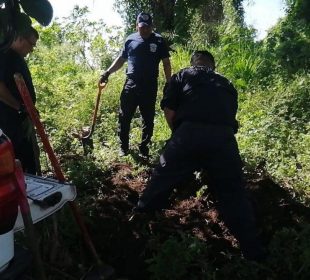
0, 26, 40, 175
135, 50, 264, 261
99, 12, 171, 158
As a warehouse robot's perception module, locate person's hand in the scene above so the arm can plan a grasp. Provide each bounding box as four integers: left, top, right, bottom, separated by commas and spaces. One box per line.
163, 81, 170, 95
17, 104, 28, 121
99, 70, 110, 84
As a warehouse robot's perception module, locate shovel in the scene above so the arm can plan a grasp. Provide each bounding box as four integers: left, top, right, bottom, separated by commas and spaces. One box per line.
74, 82, 107, 155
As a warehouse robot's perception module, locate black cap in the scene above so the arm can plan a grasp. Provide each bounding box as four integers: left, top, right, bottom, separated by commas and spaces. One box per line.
136, 12, 152, 27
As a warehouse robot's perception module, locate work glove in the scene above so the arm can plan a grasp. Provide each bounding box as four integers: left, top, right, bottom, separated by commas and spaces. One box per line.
99, 70, 110, 84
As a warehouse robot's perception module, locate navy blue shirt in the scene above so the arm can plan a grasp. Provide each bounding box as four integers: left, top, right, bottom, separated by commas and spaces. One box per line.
121, 32, 170, 81
0, 49, 36, 107
161, 66, 239, 132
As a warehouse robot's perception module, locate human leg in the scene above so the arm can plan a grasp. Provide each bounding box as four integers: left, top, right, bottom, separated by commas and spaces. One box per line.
206, 136, 264, 260
118, 81, 138, 153
138, 83, 157, 156
19, 118, 40, 175
138, 126, 197, 211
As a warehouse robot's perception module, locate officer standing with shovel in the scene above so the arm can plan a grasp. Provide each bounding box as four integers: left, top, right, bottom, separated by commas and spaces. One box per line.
99, 12, 171, 158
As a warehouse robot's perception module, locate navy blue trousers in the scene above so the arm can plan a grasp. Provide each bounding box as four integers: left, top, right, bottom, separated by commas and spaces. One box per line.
118, 78, 157, 150
0, 106, 39, 175
139, 122, 263, 260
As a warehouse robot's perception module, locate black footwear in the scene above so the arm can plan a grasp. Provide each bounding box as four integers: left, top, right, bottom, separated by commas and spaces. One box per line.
119, 148, 128, 156
241, 241, 267, 262
139, 146, 149, 159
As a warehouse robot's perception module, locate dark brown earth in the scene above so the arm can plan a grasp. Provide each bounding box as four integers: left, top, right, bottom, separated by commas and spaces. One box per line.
81, 163, 310, 279
22, 161, 310, 279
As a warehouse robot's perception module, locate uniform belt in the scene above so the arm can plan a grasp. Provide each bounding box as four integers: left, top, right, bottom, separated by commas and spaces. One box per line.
126, 75, 157, 83
182, 121, 234, 131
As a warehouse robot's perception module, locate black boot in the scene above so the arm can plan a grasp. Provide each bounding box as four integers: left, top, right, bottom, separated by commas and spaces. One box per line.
138, 145, 149, 159
119, 143, 129, 156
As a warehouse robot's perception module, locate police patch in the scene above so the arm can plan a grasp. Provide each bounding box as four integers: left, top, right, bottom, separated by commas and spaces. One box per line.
142, 14, 149, 21
150, 43, 157, 52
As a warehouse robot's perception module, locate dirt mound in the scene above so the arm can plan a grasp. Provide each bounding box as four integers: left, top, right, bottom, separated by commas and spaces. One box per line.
80, 164, 310, 279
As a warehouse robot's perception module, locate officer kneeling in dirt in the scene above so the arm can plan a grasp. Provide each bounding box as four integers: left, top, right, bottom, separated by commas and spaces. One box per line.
135, 50, 265, 261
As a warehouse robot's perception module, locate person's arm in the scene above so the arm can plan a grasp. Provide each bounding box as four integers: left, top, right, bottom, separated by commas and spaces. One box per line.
107, 55, 126, 74
160, 73, 182, 131
0, 81, 20, 110
162, 57, 171, 83
163, 107, 176, 130
99, 56, 126, 84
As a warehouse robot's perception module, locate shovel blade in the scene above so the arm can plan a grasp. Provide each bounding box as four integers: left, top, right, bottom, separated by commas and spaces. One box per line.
82, 138, 94, 155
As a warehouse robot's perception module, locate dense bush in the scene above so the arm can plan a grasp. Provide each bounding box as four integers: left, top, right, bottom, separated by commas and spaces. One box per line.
238, 72, 310, 195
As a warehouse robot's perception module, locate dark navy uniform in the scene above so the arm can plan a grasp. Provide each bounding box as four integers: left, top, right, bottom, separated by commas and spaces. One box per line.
0, 49, 38, 174
138, 66, 263, 260
119, 32, 170, 151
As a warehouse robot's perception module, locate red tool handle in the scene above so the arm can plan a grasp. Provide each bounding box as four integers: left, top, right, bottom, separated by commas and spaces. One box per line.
14, 73, 102, 266
13, 160, 47, 280
14, 73, 65, 182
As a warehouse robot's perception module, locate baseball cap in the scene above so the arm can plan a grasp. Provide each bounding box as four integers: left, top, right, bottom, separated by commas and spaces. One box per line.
137, 12, 152, 27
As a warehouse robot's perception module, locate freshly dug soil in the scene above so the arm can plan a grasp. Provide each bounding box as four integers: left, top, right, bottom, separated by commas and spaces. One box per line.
81, 163, 310, 279
22, 162, 310, 279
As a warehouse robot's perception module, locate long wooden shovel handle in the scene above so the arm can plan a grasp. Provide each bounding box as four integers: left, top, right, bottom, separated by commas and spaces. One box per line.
83, 82, 106, 140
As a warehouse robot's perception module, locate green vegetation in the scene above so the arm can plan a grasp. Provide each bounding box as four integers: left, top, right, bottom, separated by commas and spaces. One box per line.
22, 0, 309, 278
30, 1, 309, 196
